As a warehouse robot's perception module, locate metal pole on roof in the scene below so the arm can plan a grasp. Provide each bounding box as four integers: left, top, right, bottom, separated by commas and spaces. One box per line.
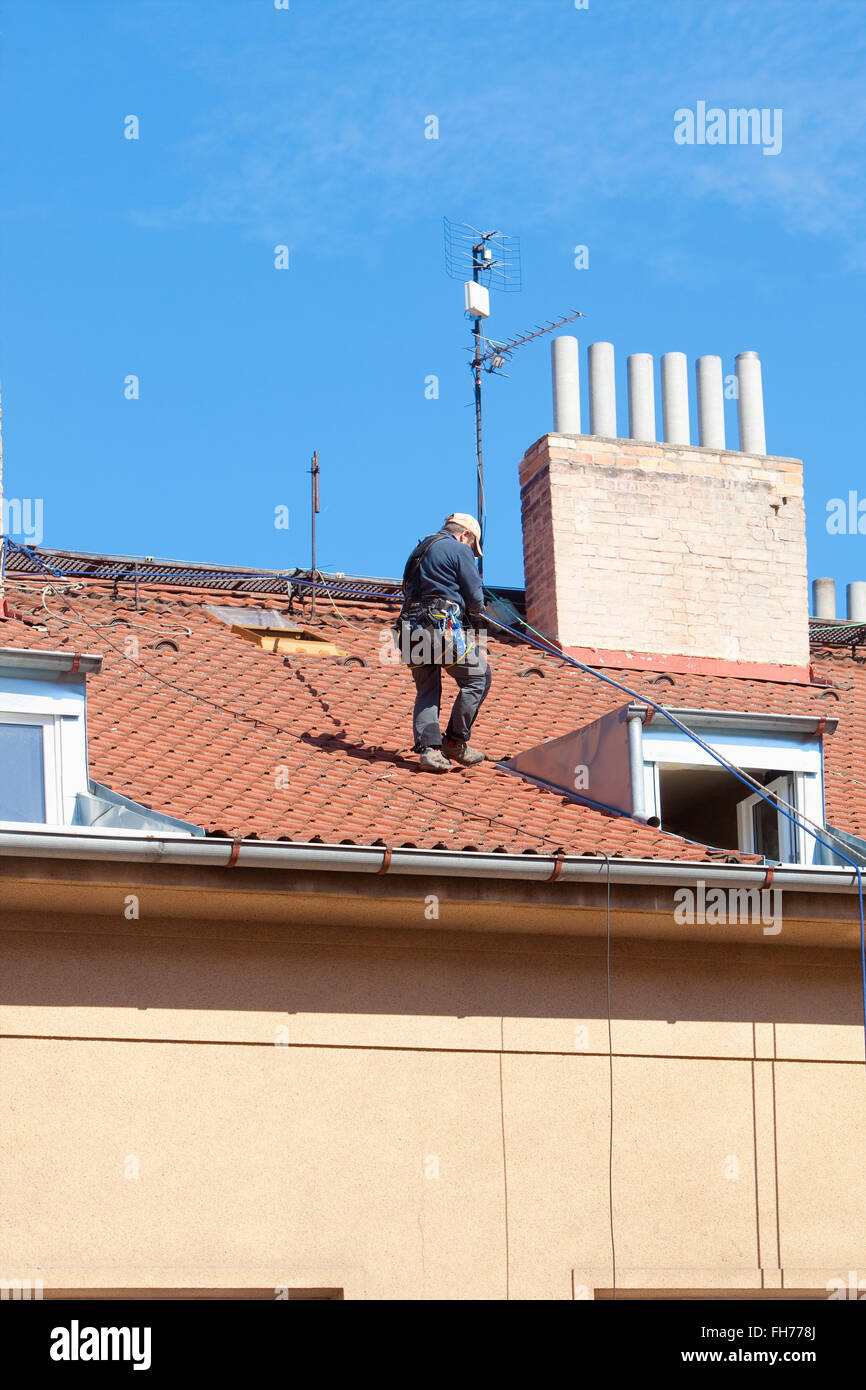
310, 450, 320, 620
471, 244, 485, 579
0, 382, 5, 614
443, 221, 523, 581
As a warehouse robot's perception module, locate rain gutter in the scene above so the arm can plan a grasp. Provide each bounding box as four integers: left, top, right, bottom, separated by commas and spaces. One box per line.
0, 826, 860, 895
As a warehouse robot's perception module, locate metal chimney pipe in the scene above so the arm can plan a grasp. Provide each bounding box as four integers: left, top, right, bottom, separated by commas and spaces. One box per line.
627, 353, 655, 441
551, 336, 581, 434
696, 355, 725, 449
735, 351, 766, 454
588, 341, 617, 437
847, 582, 866, 622
812, 578, 837, 620
661, 352, 690, 445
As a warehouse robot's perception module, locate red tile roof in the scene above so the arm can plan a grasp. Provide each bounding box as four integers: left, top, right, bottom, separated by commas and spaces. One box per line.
1, 568, 862, 861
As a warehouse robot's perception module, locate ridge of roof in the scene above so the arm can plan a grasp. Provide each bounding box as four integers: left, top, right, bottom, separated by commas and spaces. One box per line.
6, 544, 861, 653
4, 543, 404, 599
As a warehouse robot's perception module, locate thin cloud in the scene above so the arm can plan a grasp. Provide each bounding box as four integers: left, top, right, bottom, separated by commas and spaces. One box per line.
124, 0, 866, 266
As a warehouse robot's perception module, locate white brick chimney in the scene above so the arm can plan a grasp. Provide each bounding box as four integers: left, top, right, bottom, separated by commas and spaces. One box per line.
519, 340, 810, 675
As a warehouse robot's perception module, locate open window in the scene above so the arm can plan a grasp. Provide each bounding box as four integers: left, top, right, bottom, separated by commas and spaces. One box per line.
648, 764, 805, 859
737, 773, 798, 862
641, 710, 832, 865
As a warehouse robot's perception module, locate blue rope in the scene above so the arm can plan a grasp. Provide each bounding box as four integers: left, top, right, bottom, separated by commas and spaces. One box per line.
487, 615, 866, 1063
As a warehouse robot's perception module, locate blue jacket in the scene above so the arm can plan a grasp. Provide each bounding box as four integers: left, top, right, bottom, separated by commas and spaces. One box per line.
402, 531, 484, 617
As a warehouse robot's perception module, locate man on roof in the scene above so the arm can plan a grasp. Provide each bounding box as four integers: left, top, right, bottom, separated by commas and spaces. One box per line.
399, 513, 492, 773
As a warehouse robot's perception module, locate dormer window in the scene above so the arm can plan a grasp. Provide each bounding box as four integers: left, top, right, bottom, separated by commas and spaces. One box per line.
506, 703, 835, 866
0, 646, 102, 826
0, 644, 204, 835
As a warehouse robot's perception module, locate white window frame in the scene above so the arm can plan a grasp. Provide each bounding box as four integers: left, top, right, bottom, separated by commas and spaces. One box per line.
0, 711, 62, 825
736, 773, 801, 864
0, 688, 87, 827
641, 727, 825, 866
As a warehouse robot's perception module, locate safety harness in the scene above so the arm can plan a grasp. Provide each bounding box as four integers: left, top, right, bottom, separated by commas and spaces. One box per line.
397, 532, 475, 668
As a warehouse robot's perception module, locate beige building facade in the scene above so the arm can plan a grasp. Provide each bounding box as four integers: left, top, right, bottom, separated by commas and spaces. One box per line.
2, 847, 864, 1301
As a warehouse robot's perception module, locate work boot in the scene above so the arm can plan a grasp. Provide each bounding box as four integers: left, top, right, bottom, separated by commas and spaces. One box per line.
419, 747, 452, 773
442, 739, 485, 767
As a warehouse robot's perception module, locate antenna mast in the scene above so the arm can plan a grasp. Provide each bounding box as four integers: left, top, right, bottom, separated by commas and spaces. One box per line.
444, 220, 521, 578
310, 449, 320, 620
0, 384, 5, 615
444, 221, 584, 579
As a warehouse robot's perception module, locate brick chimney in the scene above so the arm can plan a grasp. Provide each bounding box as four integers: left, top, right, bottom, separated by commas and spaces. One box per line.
519, 339, 810, 678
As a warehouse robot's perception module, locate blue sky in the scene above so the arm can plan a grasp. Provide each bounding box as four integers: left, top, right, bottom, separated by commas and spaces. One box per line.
1, 0, 864, 596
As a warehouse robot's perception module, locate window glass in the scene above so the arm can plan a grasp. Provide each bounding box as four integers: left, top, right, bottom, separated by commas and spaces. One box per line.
0, 722, 46, 822
752, 773, 796, 862
753, 794, 780, 860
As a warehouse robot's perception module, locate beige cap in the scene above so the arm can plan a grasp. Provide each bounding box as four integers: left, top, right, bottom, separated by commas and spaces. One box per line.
445, 513, 483, 557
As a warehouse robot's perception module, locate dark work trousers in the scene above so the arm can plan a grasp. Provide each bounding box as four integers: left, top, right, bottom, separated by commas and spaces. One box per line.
411, 649, 492, 751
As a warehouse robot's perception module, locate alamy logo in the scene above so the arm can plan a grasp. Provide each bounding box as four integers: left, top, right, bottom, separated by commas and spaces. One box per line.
674, 880, 782, 936
827, 1270, 866, 1300
49, 1320, 152, 1371
828, 1273, 866, 1301
379, 624, 488, 668
826, 492, 866, 535
1, 496, 43, 546
0, 1277, 43, 1299
674, 102, 782, 156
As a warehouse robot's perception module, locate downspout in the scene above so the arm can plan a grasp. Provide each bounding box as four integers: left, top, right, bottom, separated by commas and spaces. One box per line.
627, 707, 646, 820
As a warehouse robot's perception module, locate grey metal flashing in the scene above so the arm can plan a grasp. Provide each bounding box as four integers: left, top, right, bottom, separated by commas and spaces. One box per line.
74, 781, 206, 836
629, 704, 838, 737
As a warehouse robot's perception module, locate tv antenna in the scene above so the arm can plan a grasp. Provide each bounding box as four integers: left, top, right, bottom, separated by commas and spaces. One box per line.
443, 218, 583, 576
309, 449, 320, 619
